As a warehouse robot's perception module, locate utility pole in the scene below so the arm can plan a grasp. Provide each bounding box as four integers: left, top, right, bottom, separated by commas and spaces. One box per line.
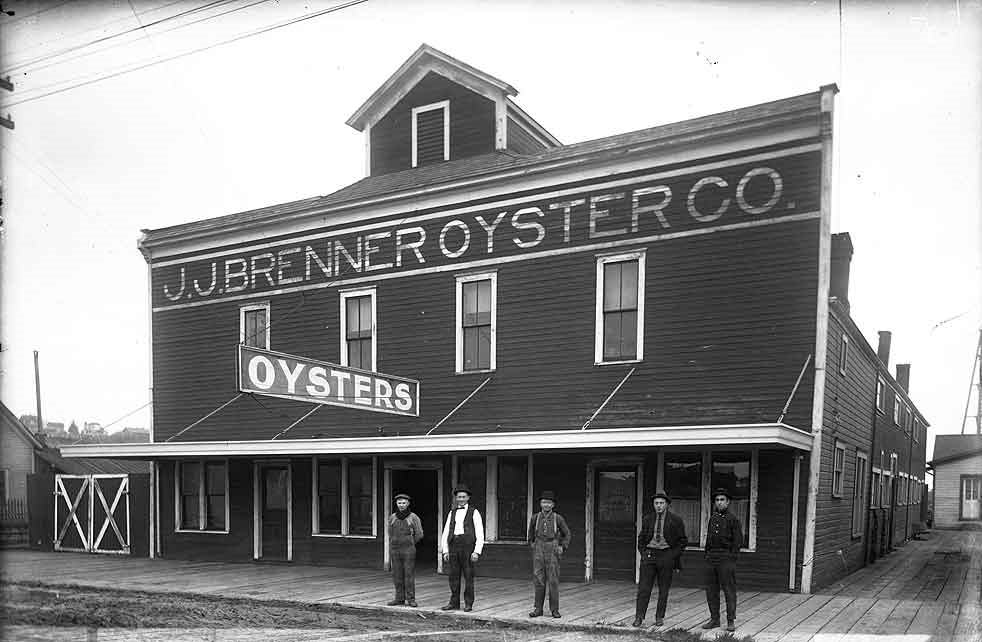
33, 350, 43, 435
962, 329, 982, 434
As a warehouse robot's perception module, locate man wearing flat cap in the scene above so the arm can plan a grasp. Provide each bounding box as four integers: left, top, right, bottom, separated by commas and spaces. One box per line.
633, 491, 688, 628
702, 487, 743, 633
439, 483, 485, 611
526, 490, 571, 618
387, 492, 424, 607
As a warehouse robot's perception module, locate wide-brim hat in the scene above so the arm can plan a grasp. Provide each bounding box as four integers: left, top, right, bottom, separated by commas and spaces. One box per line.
452, 483, 472, 496
652, 491, 671, 504
538, 490, 556, 502
394, 493, 411, 501
712, 487, 732, 500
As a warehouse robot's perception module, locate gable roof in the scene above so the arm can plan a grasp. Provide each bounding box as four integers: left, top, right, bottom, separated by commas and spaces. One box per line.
347, 44, 517, 132
0, 400, 44, 449
35, 448, 149, 475
929, 433, 982, 467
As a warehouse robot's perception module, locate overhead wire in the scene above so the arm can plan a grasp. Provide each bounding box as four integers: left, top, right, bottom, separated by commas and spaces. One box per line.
2, 0, 370, 108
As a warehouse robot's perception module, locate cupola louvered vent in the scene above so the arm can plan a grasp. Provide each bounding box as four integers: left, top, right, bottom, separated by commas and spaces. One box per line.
412, 101, 449, 167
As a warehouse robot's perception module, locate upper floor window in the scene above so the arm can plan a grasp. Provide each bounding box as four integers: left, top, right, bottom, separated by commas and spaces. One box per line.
340, 288, 376, 371
876, 377, 885, 413
852, 450, 868, 537
892, 393, 901, 425
456, 272, 496, 373
240, 303, 269, 350
411, 100, 449, 167
832, 441, 846, 498
838, 334, 849, 375
595, 251, 645, 364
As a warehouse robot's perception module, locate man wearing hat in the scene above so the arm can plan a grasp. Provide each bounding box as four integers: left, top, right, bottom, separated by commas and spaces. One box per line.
702, 488, 743, 632
633, 491, 688, 628
387, 493, 424, 607
526, 490, 571, 618
439, 483, 485, 611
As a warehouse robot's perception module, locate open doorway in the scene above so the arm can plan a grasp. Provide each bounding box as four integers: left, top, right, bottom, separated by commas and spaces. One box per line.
388, 468, 440, 570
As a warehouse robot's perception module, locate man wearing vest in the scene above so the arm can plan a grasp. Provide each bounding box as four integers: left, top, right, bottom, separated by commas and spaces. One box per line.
633, 491, 688, 628
526, 490, 571, 619
702, 487, 743, 633
387, 492, 424, 607
439, 483, 485, 611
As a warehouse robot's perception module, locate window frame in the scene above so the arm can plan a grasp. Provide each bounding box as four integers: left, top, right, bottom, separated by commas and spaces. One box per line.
876, 377, 885, 413
453, 454, 533, 544
832, 441, 846, 498
339, 287, 377, 372
706, 449, 759, 551
311, 456, 378, 538
892, 392, 901, 425
174, 459, 229, 534
871, 467, 881, 508
594, 250, 646, 365
455, 271, 497, 374
0, 468, 7, 502
411, 99, 450, 168
852, 450, 868, 537
239, 302, 270, 349
838, 334, 849, 375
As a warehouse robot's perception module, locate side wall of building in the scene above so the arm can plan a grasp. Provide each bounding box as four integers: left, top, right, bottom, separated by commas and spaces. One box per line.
933, 454, 982, 527
0, 425, 35, 503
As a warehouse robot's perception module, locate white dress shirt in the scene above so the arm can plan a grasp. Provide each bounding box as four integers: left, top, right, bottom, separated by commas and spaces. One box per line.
440, 504, 485, 555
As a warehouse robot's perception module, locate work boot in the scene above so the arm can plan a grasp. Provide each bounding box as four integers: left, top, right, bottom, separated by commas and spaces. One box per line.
727, 620, 736, 632
551, 611, 561, 618
528, 609, 542, 618
406, 600, 417, 608
632, 617, 644, 627
386, 599, 403, 606
440, 603, 457, 611
462, 604, 473, 612
701, 620, 720, 629
654, 618, 664, 626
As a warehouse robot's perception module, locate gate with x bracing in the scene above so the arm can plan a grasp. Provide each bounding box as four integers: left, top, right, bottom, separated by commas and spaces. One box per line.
54, 474, 131, 554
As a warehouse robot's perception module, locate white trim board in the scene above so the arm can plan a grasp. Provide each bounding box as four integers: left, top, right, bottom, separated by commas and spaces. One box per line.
61, 423, 814, 458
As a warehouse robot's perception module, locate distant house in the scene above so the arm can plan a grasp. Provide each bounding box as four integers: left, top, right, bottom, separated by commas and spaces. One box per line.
43, 421, 66, 439
928, 434, 982, 528
1, 404, 45, 503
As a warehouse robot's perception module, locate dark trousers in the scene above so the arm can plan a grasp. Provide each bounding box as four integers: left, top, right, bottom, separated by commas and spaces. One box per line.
531, 539, 561, 613
635, 548, 675, 620
704, 553, 737, 622
391, 545, 417, 601
447, 537, 475, 607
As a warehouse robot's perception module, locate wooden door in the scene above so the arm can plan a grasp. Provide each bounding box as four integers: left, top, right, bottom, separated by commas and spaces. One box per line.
593, 469, 637, 580
261, 466, 289, 560
962, 477, 981, 520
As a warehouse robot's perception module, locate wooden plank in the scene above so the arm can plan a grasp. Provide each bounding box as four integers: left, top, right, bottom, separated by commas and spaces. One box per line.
721, 593, 810, 637
843, 598, 898, 635
904, 602, 943, 636
810, 596, 875, 642
953, 601, 982, 641
773, 595, 852, 642
877, 598, 921, 635
751, 594, 833, 641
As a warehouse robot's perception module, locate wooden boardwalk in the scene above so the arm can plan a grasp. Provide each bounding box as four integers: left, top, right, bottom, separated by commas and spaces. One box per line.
2, 529, 979, 640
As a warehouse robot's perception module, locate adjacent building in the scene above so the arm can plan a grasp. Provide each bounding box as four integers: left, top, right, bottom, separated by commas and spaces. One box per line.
928, 434, 982, 528
64, 45, 929, 592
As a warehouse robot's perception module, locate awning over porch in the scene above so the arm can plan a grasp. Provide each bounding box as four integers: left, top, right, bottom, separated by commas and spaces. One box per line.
59, 422, 812, 459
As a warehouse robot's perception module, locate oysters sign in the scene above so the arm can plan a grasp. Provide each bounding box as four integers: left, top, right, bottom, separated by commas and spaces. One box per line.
237, 345, 419, 417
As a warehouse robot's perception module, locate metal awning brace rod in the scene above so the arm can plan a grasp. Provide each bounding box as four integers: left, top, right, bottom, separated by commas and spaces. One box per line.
582, 367, 635, 430
427, 377, 492, 436
164, 392, 245, 442
271, 404, 322, 440
777, 354, 813, 424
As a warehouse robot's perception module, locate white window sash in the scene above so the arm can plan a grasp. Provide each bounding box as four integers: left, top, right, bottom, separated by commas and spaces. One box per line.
455, 271, 497, 373
411, 100, 450, 167
594, 250, 646, 365
339, 287, 377, 372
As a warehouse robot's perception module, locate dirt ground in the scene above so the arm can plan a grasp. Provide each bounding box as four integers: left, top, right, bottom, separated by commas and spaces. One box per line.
0, 582, 739, 641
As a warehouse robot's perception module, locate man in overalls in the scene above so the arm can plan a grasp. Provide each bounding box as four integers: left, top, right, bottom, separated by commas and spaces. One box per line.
387, 492, 424, 607
527, 490, 571, 618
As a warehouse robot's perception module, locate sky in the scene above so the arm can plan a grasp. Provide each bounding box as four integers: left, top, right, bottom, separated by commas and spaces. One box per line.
0, 0, 979, 460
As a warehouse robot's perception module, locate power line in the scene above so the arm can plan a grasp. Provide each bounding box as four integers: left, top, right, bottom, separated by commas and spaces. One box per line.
2, 0, 253, 76
2, 0, 370, 108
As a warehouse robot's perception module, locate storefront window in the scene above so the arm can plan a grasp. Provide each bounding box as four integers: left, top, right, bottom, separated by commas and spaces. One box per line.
712, 452, 750, 547
497, 456, 528, 540
317, 461, 342, 534
348, 459, 374, 535
664, 452, 701, 543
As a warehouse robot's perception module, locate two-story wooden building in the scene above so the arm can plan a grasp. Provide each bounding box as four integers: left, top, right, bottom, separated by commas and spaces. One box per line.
64, 45, 927, 593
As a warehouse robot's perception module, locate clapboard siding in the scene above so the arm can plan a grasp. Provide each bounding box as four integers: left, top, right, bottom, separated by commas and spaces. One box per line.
152, 219, 818, 442
810, 312, 877, 589
507, 116, 548, 154
370, 72, 495, 175
933, 454, 982, 527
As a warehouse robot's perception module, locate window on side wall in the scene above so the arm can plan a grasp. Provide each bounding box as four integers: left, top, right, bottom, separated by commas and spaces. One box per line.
596, 252, 645, 364
412, 100, 449, 167
838, 334, 849, 375
664, 452, 702, 544
496, 456, 529, 541
832, 441, 846, 498
455, 273, 496, 373
852, 451, 868, 537
240, 303, 270, 349
340, 288, 376, 371
876, 378, 885, 413
871, 469, 881, 507
892, 394, 901, 425
176, 460, 228, 532
711, 452, 752, 548
313, 457, 376, 537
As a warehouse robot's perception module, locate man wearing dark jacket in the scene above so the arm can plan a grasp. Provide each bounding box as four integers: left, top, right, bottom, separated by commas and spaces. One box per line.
526, 490, 571, 619
702, 487, 743, 633
633, 491, 688, 627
